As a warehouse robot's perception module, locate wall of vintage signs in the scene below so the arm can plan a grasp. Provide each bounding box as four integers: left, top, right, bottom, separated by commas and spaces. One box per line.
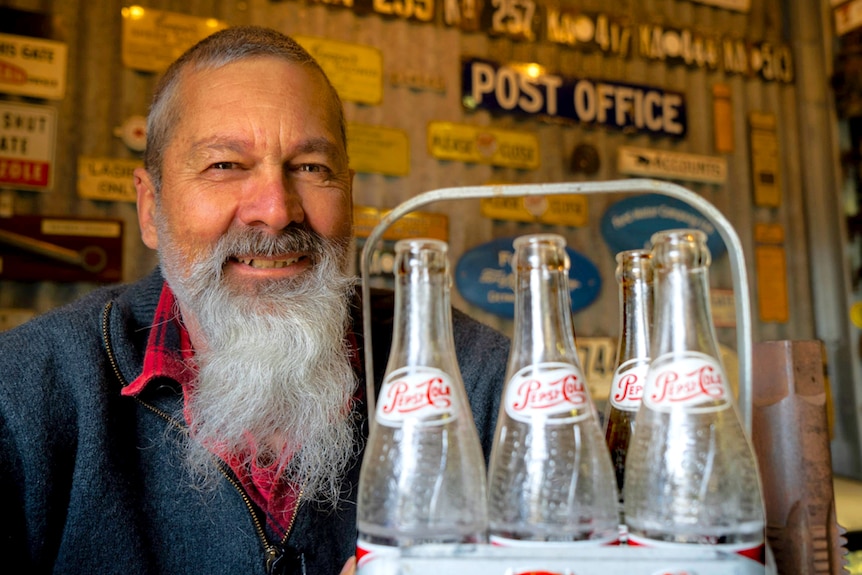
1, 0, 860, 475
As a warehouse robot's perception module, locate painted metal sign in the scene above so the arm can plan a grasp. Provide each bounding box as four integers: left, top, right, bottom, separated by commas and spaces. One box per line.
0, 215, 123, 282
599, 193, 726, 259
462, 58, 687, 137
617, 146, 728, 184
77, 156, 141, 203
121, 6, 227, 72
353, 206, 448, 288
427, 121, 540, 170
480, 194, 588, 227
296, 36, 383, 105
749, 112, 781, 207
347, 123, 410, 176
455, 236, 602, 319
0, 32, 68, 100
0, 101, 55, 191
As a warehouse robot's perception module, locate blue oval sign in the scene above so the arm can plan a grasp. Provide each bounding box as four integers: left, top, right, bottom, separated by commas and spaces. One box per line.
599, 194, 726, 259
455, 236, 602, 319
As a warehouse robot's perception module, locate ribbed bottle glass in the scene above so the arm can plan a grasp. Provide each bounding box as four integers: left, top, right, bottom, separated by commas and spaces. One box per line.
357, 239, 488, 563
624, 229, 765, 559
604, 249, 653, 520
487, 234, 618, 546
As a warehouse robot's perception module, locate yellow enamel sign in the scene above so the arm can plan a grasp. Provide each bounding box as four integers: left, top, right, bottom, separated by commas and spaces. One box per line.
347, 123, 409, 176
353, 206, 448, 241
480, 194, 588, 227
295, 36, 383, 105
121, 6, 227, 72
427, 122, 540, 170
77, 156, 141, 203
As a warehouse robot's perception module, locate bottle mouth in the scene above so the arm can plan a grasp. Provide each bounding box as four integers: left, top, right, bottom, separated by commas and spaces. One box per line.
513, 233, 569, 271
650, 229, 711, 269
394, 238, 450, 275
615, 248, 653, 283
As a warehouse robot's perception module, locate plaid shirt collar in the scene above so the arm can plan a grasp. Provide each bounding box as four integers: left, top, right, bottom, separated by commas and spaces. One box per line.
123, 283, 195, 397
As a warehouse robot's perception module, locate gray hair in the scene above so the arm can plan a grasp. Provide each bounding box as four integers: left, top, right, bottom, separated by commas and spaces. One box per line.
143, 26, 346, 192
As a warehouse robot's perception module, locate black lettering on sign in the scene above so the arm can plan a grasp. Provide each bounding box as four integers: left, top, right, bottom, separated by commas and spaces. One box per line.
2, 113, 47, 133
21, 45, 53, 62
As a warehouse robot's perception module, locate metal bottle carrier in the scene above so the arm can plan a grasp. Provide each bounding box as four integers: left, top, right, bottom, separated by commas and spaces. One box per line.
358, 179, 777, 575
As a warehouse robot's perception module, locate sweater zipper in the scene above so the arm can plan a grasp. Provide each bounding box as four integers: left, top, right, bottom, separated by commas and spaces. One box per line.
101, 301, 304, 574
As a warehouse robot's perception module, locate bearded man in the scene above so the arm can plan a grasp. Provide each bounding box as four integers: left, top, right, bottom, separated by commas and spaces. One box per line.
0, 26, 509, 575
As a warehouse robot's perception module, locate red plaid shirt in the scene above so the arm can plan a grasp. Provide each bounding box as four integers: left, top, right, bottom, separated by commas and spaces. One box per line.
123, 283, 317, 538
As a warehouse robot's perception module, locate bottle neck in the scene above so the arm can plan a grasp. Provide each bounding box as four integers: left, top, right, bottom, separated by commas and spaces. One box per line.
651, 263, 720, 358
617, 276, 652, 364
510, 265, 579, 367
389, 266, 457, 371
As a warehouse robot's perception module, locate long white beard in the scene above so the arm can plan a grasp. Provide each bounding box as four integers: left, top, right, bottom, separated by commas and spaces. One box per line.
156, 221, 359, 508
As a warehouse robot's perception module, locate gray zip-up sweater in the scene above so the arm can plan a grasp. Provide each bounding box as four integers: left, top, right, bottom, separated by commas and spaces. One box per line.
0, 269, 509, 574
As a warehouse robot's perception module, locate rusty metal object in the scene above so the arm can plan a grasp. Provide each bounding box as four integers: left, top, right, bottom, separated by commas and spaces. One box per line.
752, 340, 849, 574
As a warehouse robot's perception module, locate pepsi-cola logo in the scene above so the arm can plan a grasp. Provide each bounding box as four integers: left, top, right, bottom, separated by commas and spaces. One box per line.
642, 352, 730, 413
375, 366, 458, 426
609, 358, 649, 411
504, 362, 591, 424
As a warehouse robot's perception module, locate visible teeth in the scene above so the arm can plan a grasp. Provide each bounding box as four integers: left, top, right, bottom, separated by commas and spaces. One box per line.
236, 257, 300, 269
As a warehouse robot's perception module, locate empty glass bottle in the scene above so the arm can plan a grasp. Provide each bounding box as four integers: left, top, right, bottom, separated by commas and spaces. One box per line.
624, 229, 765, 562
486, 233, 618, 547
356, 239, 488, 567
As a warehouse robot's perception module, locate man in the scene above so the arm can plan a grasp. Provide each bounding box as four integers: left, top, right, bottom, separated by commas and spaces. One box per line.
0, 26, 509, 574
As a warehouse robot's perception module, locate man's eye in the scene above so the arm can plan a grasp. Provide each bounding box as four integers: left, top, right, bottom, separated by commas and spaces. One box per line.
296, 164, 328, 173
210, 161, 236, 170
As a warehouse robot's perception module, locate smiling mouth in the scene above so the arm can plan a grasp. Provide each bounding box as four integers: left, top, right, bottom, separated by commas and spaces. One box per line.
233, 256, 304, 269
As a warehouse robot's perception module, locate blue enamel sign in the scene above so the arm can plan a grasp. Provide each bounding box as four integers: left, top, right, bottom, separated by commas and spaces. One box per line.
462, 58, 687, 138
455, 236, 602, 319
600, 194, 726, 259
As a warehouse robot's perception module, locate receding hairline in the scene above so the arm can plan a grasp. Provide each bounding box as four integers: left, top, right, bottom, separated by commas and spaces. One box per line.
143, 26, 347, 184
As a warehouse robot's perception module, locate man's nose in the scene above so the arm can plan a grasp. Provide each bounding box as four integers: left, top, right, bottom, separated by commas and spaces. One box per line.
240, 168, 305, 230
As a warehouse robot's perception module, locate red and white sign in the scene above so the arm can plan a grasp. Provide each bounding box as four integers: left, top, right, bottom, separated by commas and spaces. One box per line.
0, 101, 56, 191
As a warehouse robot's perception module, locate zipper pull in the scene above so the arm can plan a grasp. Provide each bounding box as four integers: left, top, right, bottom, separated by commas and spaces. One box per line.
265, 544, 283, 575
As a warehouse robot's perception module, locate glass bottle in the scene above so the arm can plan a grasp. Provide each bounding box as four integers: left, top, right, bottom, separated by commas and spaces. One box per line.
356, 238, 488, 566
604, 249, 653, 522
624, 229, 765, 562
486, 233, 619, 547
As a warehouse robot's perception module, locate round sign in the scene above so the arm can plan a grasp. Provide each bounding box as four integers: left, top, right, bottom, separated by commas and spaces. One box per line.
455, 236, 602, 319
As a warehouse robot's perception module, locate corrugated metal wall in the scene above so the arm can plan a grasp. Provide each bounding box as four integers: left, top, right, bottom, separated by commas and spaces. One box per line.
1, 0, 859, 472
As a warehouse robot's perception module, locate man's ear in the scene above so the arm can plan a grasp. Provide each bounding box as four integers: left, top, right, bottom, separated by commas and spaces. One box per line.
135, 167, 159, 250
